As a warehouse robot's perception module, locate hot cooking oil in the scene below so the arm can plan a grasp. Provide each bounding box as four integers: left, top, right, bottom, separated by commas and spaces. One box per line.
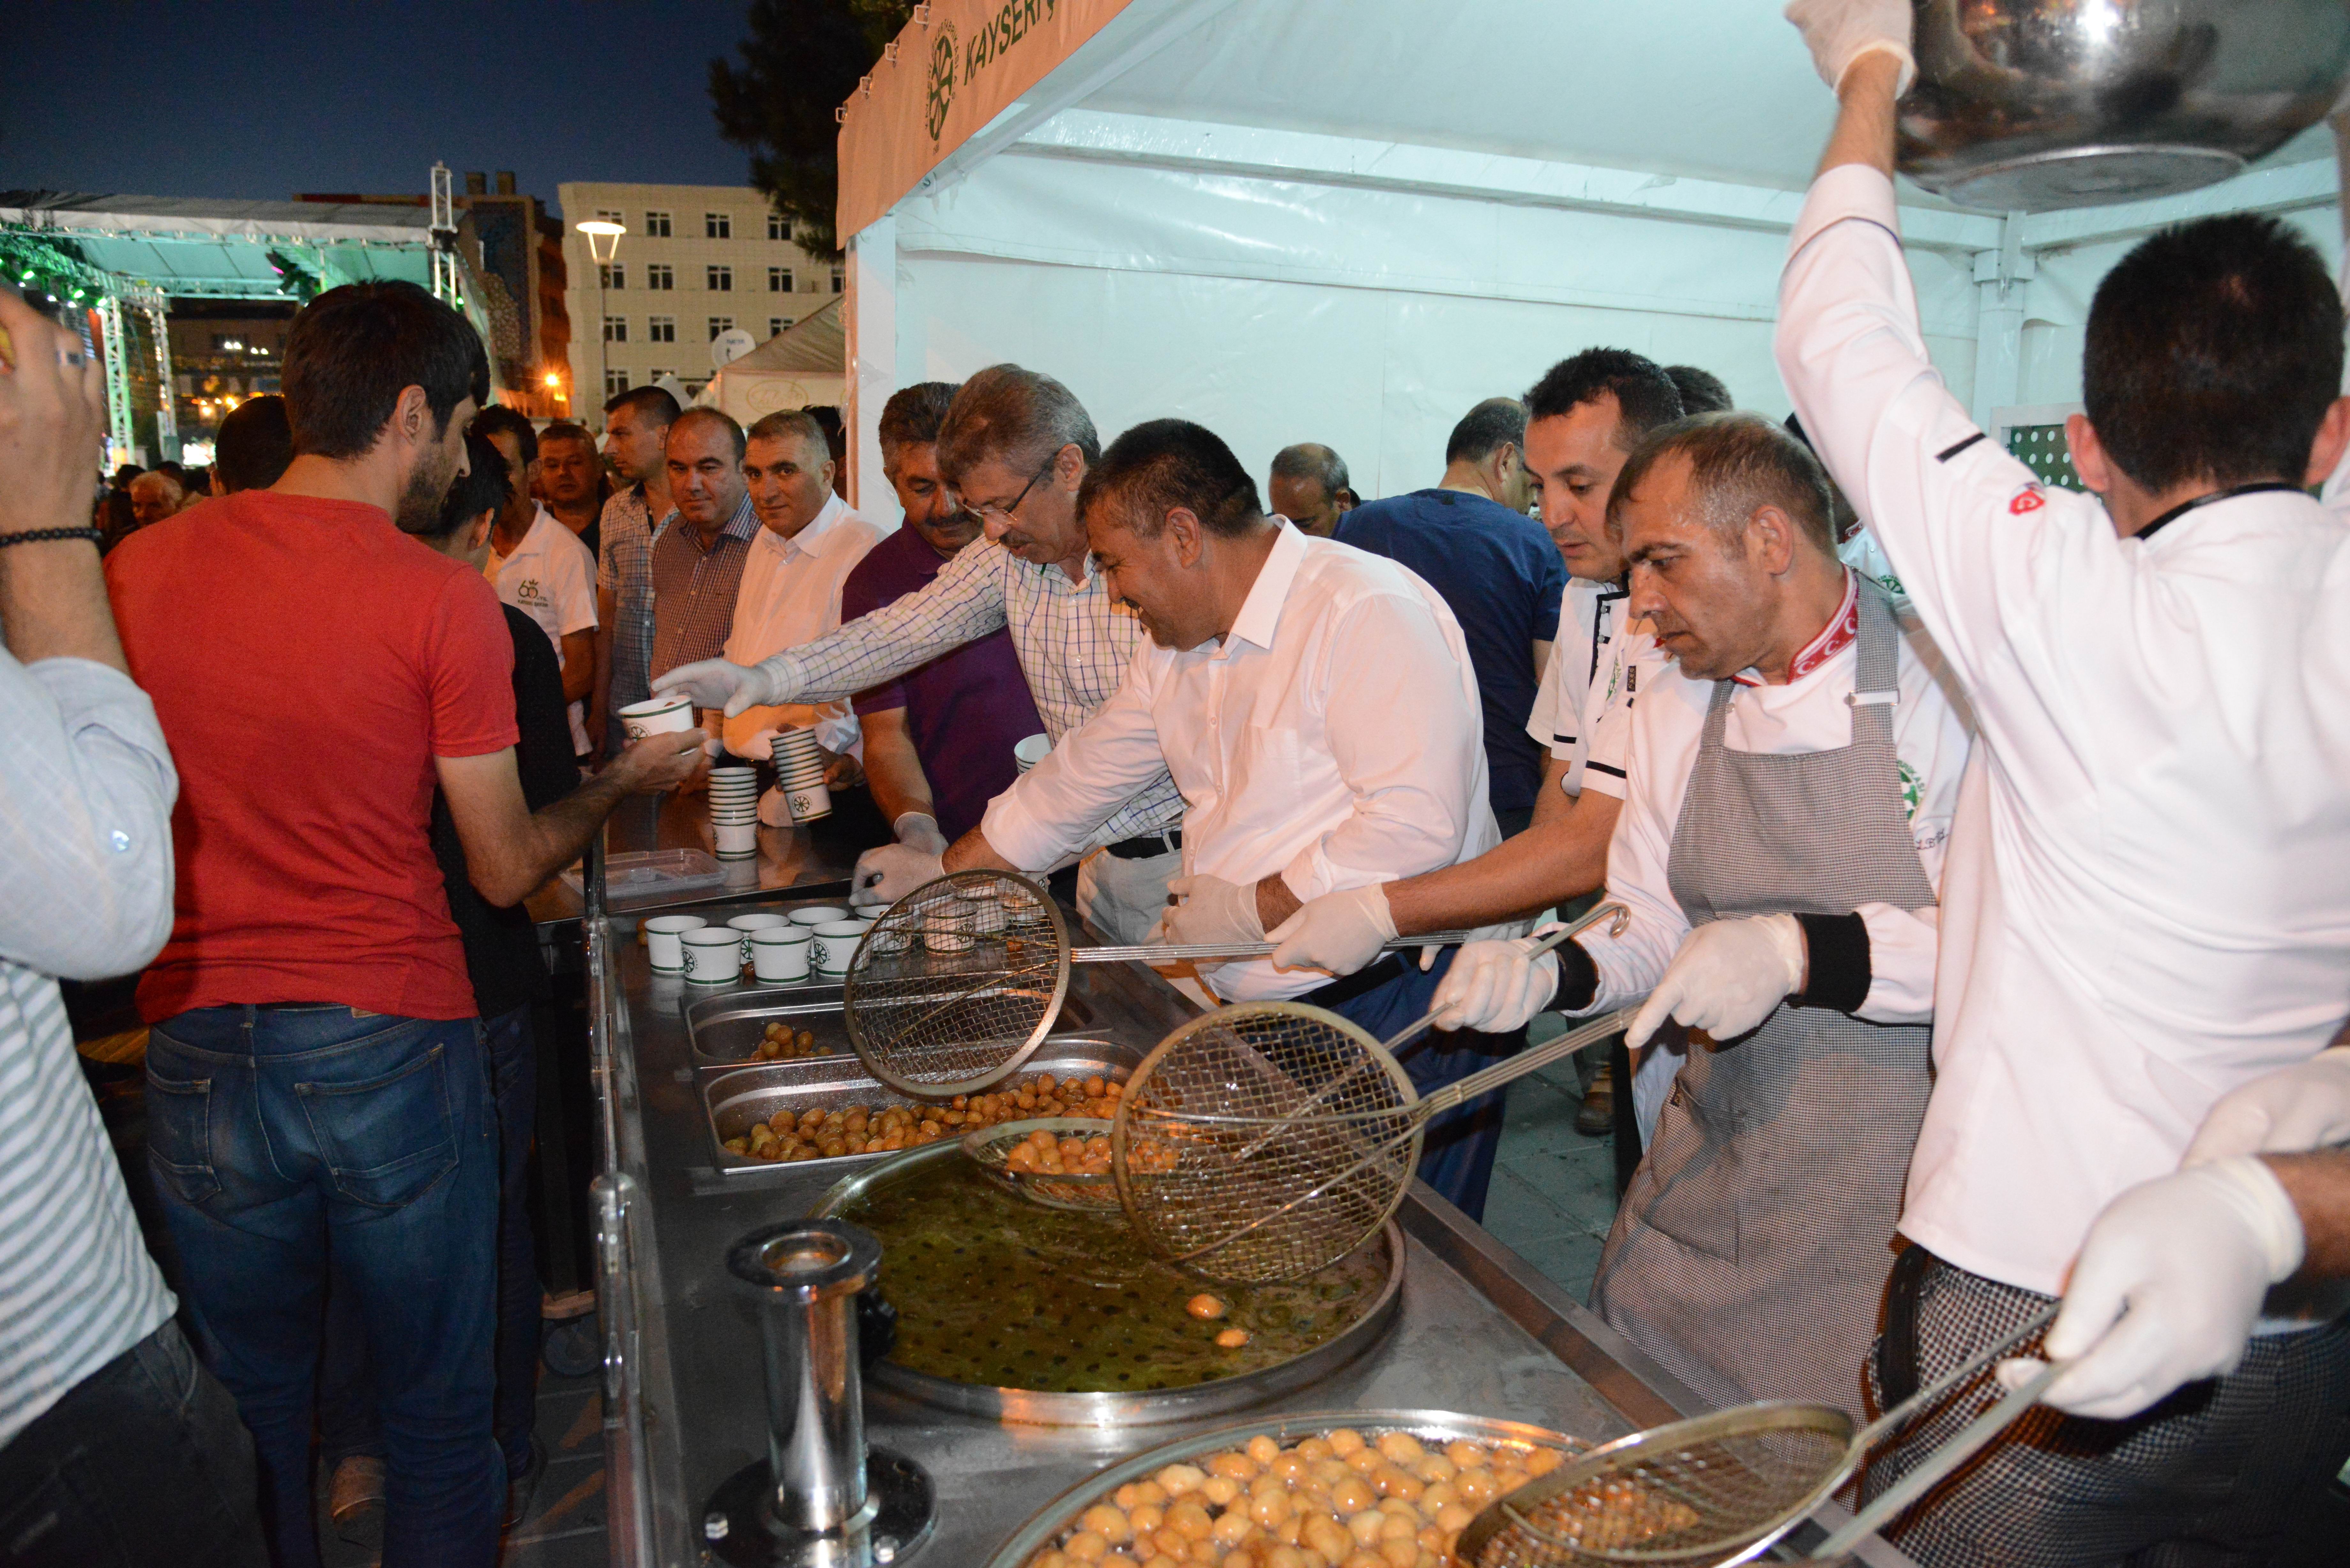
841, 1158, 1387, 1392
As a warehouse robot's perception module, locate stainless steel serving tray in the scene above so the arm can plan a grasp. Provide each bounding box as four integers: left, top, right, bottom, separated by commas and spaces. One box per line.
703, 1038, 1142, 1176
684, 983, 1102, 1067
811, 1140, 1405, 1428
983, 1407, 1586, 1567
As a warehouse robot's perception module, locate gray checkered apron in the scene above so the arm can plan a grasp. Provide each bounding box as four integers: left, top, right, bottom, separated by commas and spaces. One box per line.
1590, 579, 1935, 1421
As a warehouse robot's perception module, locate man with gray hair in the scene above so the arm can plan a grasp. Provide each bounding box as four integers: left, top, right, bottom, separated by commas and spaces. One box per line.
658, 365, 1187, 941
1428, 412, 1971, 1423
720, 409, 885, 779
1267, 442, 1356, 537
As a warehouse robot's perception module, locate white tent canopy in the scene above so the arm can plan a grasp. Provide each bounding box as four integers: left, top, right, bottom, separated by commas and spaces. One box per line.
834, 0, 2341, 513
698, 298, 848, 423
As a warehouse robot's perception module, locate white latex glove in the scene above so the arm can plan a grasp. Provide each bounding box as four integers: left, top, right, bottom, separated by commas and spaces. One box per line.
850, 843, 945, 910
2183, 1046, 2350, 1165
1785, 0, 1916, 95
1430, 930, 1565, 1035
652, 656, 782, 717
1266, 884, 1397, 976
1994, 1157, 2305, 1421
893, 811, 951, 857
1146, 875, 1266, 967
1626, 914, 1807, 1052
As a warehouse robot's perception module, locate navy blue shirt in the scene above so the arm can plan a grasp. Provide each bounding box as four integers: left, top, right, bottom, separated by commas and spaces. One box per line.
1337, 489, 1564, 820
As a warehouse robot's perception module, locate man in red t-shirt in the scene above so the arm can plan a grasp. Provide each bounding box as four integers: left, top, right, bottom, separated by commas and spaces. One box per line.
107, 281, 700, 1568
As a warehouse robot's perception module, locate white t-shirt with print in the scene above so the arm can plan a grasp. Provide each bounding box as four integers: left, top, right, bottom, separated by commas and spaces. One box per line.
489, 505, 599, 754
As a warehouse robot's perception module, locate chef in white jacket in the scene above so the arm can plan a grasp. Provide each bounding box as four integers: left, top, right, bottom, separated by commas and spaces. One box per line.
935, 417, 1520, 1218
1772, 5, 2350, 1560
1437, 411, 1970, 1421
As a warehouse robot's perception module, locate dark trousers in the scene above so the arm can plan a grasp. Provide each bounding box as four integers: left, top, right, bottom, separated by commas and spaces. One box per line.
1321, 950, 1525, 1222
145, 1005, 503, 1568
0, 1321, 267, 1567
320, 1005, 541, 1479
1865, 1249, 2350, 1566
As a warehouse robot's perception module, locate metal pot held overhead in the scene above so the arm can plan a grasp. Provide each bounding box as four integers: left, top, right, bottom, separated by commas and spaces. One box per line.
1899, 0, 2350, 210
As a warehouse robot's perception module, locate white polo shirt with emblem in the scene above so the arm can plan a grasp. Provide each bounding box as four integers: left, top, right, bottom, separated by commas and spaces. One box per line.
487, 504, 598, 754
1527, 577, 1671, 801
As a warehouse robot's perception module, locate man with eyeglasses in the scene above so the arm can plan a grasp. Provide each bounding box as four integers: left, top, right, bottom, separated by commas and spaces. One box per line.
657, 365, 1186, 941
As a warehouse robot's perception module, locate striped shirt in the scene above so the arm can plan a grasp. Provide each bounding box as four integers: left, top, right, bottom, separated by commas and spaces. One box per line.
596, 481, 664, 715
0, 655, 178, 1445
648, 492, 759, 684
753, 539, 1184, 846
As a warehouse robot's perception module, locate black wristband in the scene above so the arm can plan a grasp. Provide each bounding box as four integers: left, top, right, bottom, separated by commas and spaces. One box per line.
0, 527, 104, 549
1793, 911, 1872, 1013
1555, 937, 1601, 1012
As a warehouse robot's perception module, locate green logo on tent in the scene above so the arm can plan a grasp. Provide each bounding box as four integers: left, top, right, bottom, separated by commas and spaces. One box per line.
926, 26, 959, 142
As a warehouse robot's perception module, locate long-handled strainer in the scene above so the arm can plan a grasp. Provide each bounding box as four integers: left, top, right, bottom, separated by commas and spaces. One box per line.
1111, 904, 1636, 1284
843, 869, 1494, 1100
1453, 1304, 2063, 1567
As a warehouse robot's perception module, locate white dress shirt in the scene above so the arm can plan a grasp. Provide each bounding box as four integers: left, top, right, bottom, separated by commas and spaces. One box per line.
723, 493, 886, 758
487, 505, 598, 755
1778, 163, 2350, 1299
984, 523, 1501, 1002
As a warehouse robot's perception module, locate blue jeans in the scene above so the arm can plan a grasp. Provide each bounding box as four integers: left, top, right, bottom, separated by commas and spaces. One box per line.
0, 1322, 267, 1568
320, 1005, 540, 1478
145, 1005, 503, 1568
1325, 950, 1524, 1222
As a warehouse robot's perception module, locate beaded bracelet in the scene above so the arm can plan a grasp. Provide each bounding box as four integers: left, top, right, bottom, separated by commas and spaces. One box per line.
0, 527, 104, 549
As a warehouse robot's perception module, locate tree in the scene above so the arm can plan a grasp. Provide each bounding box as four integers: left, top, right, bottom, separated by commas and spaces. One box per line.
711, 0, 914, 258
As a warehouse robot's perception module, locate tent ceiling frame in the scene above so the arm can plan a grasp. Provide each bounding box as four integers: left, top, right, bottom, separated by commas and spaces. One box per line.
1006, 109, 2338, 260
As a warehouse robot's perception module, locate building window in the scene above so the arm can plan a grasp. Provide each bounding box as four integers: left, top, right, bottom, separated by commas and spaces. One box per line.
768, 266, 793, 293
645, 264, 673, 290
769, 318, 790, 337
648, 367, 672, 384
705, 212, 731, 239
648, 315, 676, 343
707, 265, 732, 292
707, 316, 734, 340
595, 207, 622, 224
603, 316, 627, 343
767, 214, 790, 241
598, 262, 625, 290
830, 267, 845, 294
644, 210, 671, 237
604, 368, 629, 396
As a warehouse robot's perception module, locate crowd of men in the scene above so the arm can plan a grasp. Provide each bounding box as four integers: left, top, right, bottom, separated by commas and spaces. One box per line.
4, 6, 2350, 1565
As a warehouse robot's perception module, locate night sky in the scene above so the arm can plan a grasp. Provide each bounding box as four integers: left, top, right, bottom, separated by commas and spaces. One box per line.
4, 2, 756, 206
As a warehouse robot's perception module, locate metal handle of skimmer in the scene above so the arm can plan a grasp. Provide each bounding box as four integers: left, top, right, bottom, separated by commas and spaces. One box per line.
1226, 903, 1632, 1164
1816, 1346, 2065, 1556
724, 1218, 883, 1533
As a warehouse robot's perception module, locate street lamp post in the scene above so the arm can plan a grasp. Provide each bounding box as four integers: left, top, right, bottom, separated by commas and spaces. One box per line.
576, 218, 626, 427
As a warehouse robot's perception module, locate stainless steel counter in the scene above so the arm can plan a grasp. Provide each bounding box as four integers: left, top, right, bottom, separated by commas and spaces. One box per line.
584, 886, 1912, 1567
530, 788, 871, 933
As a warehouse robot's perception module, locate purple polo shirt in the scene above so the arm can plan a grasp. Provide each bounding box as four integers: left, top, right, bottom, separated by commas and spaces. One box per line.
842, 526, 1048, 842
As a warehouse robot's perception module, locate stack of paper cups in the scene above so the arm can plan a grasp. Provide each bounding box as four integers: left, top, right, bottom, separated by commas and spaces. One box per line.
1013, 733, 1052, 774
769, 727, 832, 823
709, 764, 762, 857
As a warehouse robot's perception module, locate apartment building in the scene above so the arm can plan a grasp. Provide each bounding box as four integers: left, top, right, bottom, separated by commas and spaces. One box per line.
557, 181, 841, 423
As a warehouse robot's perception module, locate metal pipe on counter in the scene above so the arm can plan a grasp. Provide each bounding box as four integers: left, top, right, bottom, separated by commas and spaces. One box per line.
727, 1217, 883, 1532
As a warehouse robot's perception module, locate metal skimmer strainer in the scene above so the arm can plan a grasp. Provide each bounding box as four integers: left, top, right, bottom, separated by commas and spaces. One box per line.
1454, 1305, 2063, 1566
844, 870, 1490, 1099
1112, 904, 1634, 1284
